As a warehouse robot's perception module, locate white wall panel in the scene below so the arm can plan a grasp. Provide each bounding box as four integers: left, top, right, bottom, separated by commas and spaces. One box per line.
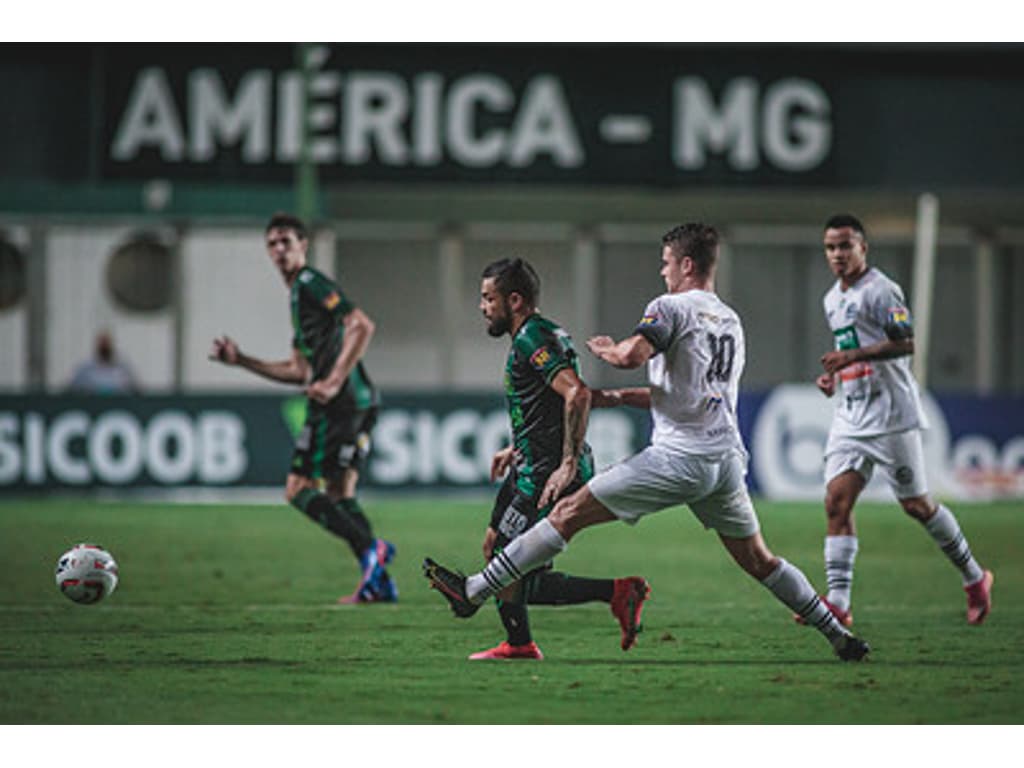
182, 228, 294, 391
47, 226, 173, 392
0, 308, 26, 390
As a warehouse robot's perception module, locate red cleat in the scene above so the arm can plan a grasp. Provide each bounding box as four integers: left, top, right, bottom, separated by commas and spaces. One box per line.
794, 595, 853, 628
965, 570, 994, 625
468, 641, 544, 660
610, 577, 650, 651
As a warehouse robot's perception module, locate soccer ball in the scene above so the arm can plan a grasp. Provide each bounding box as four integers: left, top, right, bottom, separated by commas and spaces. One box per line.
55, 544, 119, 604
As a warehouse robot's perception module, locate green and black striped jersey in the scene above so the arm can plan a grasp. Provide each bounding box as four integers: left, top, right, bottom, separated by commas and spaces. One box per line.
505, 313, 593, 498
290, 265, 377, 410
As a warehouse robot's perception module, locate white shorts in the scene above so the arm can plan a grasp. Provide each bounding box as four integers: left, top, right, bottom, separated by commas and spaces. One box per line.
588, 444, 760, 539
824, 428, 929, 499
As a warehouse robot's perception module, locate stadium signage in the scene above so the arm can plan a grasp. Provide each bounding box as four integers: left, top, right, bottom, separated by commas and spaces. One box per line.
2, 391, 1019, 499
370, 408, 639, 486
0, 408, 247, 487
109, 65, 831, 175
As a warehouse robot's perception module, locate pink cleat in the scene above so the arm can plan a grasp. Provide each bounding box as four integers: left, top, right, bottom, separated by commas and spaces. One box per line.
610, 577, 651, 651
468, 641, 544, 660
965, 570, 994, 625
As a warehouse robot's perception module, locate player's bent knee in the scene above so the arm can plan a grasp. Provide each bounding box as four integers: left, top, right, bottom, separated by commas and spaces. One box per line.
825, 493, 853, 521
899, 496, 933, 521
551, 492, 615, 541
746, 544, 778, 580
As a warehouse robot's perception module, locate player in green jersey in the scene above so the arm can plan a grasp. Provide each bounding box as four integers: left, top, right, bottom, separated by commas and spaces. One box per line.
425, 258, 650, 659
209, 213, 396, 604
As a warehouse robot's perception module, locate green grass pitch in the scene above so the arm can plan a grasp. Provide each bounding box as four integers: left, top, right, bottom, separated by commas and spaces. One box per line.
1, 496, 1020, 724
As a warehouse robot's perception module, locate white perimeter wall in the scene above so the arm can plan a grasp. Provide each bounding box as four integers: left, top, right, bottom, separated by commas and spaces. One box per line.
46, 226, 174, 392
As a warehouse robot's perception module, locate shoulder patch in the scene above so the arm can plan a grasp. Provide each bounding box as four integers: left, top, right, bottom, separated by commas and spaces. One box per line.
324, 291, 341, 310
639, 313, 660, 327
887, 306, 910, 327
529, 346, 552, 370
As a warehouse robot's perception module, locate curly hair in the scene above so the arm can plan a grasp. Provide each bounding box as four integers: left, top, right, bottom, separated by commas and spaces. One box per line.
481, 258, 541, 307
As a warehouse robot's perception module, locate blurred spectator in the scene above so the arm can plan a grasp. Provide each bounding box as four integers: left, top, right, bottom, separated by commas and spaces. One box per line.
68, 331, 138, 395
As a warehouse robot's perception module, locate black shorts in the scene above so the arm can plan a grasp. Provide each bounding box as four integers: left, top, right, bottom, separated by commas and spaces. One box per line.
488, 470, 587, 551
290, 403, 377, 481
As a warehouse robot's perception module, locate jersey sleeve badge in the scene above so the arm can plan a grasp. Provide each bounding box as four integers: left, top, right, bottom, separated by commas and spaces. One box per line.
884, 305, 913, 340
529, 346, 552, 370
635, 310, 671, 353
888, 306, 910, 326
324, 291, 341, 310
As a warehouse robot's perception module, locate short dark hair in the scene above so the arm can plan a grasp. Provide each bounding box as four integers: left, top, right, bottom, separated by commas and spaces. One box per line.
265, 212, 308, 240
661, 223, 720, 278
481, 258, 540, 307
824, 214, 867, 238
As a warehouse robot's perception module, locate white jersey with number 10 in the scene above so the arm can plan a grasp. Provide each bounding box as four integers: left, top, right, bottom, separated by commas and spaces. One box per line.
635, 289, 746, 456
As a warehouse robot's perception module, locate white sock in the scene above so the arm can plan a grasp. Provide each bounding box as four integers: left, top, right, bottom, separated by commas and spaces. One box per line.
762, 558, 849, 646
465, 518, 567, 603
824, 535, 858, 612
924, 504, 985, 586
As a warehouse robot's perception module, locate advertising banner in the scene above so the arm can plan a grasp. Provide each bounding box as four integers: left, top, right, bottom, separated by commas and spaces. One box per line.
743, 386, 1024, 502
1, 389, 1021, 500
0, 393, 648, 493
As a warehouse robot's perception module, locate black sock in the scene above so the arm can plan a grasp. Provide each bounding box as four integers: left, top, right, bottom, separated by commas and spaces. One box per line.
526, 571, 614, 605
291, 488, 373, 558
337, 497, 374, 538
497, 599, 533, 646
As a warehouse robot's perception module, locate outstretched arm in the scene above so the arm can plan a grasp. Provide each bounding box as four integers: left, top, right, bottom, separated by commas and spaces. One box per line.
307, 307, 376, 404
538, 367, 592, 509
591, 387, 652, 409
209, 335, 308, 384
586, 333, 656, 370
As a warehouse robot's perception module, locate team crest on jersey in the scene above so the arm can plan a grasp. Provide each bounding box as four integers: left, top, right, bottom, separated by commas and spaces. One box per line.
530, 346, 552, 369
324, 291, 341, 310
299, 271, 314, 284
844, 302, 859, 321
833, 325, 861, 351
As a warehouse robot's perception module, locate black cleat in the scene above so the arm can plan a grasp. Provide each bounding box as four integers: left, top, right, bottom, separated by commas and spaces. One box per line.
422, 557, 481, 618
835, 634, 871, 662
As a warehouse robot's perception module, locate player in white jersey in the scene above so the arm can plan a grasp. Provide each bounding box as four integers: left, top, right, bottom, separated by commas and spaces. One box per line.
810, 214, 993, 627
425, 223, 871, 661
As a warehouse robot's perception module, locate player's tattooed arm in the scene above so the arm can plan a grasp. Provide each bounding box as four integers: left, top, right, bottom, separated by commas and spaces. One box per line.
539, 367, 592, 508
